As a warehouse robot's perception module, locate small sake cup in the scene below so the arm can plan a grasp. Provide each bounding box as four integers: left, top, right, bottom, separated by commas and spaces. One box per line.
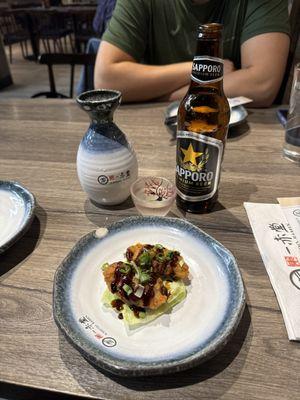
130, 176, 176, 217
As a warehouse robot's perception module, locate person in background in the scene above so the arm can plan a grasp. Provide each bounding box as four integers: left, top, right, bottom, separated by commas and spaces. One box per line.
76, 0, 116, 94
93, 0, 117, 38
94, 0, 290, 107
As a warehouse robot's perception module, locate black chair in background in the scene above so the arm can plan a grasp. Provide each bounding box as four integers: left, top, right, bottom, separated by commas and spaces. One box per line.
31, 52, 96, 98
0, 11, 29, 62
8, 5, 98, 97
70, 8, 95, 52
9, 0, 42, 8
30, 9, 74, 54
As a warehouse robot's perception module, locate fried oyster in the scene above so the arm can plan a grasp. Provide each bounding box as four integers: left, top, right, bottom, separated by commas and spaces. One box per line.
102, 243, 189, 321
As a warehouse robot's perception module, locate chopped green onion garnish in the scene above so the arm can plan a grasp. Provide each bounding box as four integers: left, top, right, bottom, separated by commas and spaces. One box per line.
140, 271, 151, 284
131, 261, 140, 277
154, 244, 164, 250
156, 254, 165, 263
138, 312, 146, 319
119, 264, 131, 274
138, 252, 151, 267
122, 284, 133, 296
165, 251, 174, 260
131, 261, 152, 284
134, 284, 145, 298
101, 262, 109, 271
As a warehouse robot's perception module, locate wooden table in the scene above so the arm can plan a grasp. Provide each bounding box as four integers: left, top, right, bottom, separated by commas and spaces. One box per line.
0, 99, 299, 400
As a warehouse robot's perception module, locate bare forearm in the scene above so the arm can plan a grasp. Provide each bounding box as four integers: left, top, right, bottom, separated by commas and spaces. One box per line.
227, 33, 290, 107
95, 61, 191, 102
224, 67, 281, 107
157, 59, 235, 102
162, 66, 283, 107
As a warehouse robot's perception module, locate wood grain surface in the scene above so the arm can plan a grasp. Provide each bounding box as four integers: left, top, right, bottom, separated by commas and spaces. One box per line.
0, 99, 300, 400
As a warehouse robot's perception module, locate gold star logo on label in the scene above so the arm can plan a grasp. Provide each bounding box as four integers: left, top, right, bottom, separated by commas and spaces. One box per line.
180, 143, 203, 166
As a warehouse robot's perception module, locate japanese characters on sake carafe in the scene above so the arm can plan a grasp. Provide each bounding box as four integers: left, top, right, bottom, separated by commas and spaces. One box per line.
76, 90, 138, 205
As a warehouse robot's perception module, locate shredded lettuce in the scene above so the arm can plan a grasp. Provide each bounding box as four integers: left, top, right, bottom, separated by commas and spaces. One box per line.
102, 280, 186, 328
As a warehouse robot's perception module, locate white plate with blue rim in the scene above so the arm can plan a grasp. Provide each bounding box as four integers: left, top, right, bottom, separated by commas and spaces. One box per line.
53, 216, 245, 377
0, 180, 35, 254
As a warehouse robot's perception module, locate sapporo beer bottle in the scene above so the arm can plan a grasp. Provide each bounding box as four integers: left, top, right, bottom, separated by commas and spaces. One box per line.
176, 23, 230, 213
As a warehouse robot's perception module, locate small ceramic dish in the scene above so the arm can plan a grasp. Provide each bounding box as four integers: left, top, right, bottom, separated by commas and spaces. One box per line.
130, 177, 176, 216
229, 105, 248, 127
53, 216, 245, 377
0, 180, 35, 253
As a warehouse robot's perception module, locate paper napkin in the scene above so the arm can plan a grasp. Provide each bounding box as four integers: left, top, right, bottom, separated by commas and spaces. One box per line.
228, 96, 252, 108
244, 202, 300, 341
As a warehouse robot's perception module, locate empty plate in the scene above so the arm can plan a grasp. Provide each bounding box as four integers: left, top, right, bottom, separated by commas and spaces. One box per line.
53, 216, 245, 377
0, 181, 35, 253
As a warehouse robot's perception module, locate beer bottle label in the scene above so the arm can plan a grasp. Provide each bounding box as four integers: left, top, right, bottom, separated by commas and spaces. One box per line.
176, 131, 223, 202
191, 56, 223, 84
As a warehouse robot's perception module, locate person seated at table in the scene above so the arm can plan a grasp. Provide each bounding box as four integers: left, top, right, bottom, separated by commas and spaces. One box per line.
93, 0, 290, 107
76, 0, 117, 95
93, 0, 117, 38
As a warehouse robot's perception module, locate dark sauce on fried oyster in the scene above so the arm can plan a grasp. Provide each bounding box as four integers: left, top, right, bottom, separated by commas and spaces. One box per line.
104, 243, 189, 318
111, 299, 124, 311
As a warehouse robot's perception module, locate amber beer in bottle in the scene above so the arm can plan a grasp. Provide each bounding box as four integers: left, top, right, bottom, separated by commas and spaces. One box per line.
176, 23, 230, 213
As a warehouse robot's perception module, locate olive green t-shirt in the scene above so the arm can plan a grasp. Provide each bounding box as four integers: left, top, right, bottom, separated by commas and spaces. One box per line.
102, 0, 290, 68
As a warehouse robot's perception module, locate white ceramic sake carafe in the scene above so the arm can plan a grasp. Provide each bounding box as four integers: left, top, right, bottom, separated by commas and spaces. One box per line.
76, 90, 138, 205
